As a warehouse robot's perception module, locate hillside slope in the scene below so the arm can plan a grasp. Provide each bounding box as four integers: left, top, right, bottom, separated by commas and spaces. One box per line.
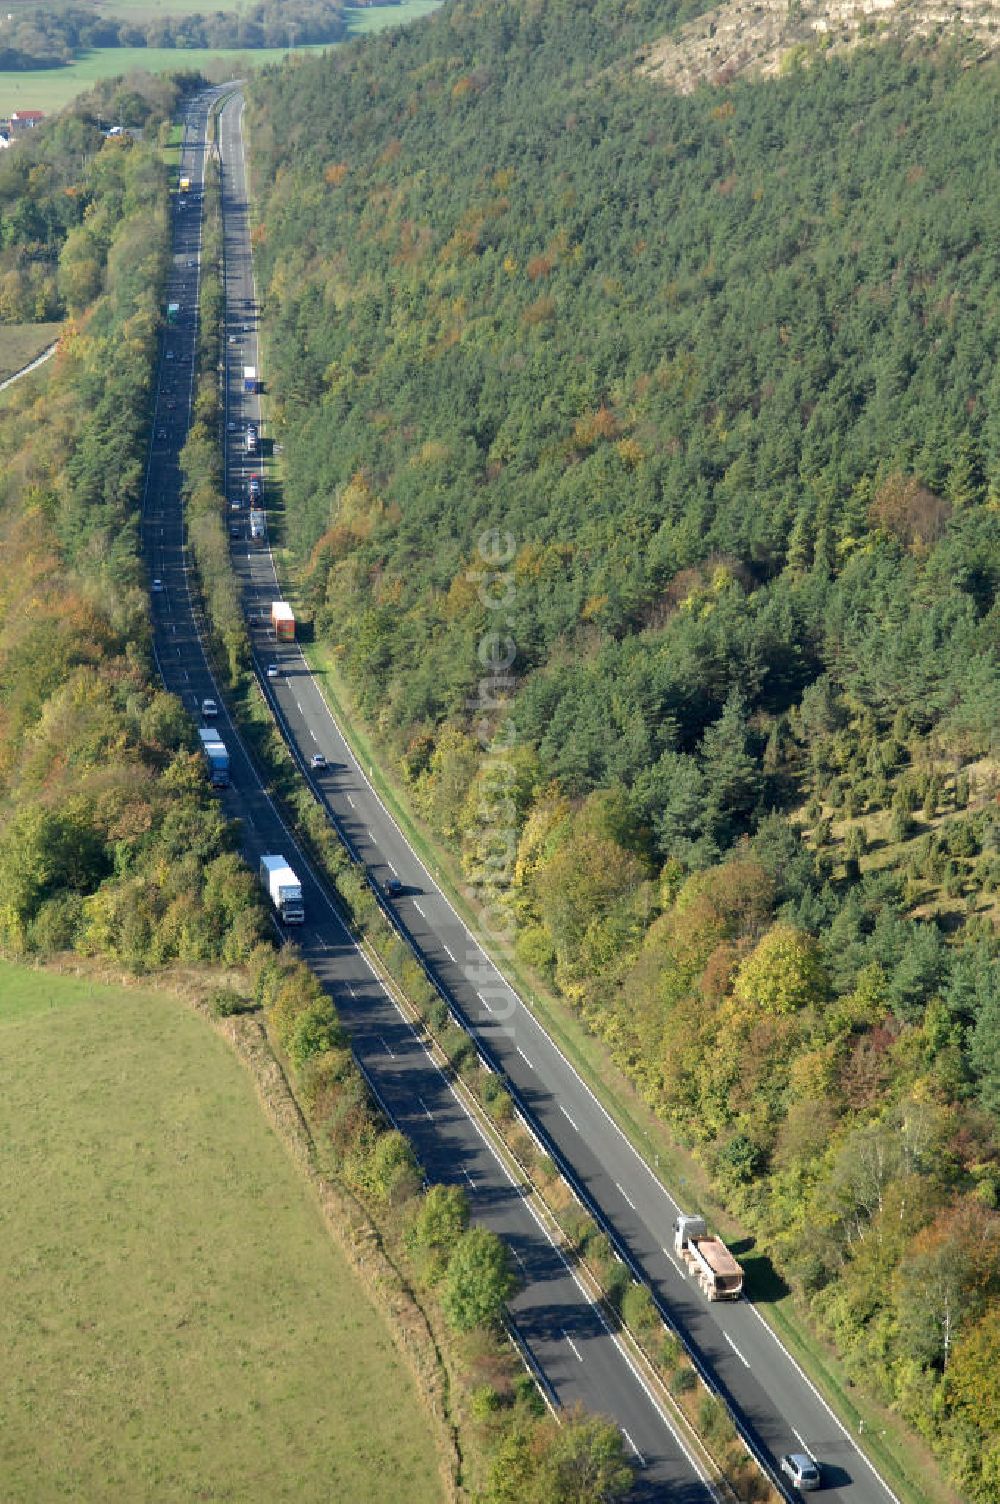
247, 5, 1000, 1495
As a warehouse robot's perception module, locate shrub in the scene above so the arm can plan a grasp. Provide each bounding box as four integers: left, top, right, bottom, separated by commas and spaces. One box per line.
209, 987, 255, 1017
621, 1281, 659, 1336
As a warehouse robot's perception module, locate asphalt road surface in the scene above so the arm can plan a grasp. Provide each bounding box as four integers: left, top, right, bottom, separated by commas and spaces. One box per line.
142, 86, 719, 1504
212, 87, 906, 1504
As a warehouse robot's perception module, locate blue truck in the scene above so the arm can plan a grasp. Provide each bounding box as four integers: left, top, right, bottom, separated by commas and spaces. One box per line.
198, 726, 230, 788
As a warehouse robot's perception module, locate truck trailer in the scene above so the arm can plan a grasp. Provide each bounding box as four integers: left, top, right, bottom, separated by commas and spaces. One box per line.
249, 508, 266, 541
673, 1215, 744, 1301
271, 601, 295, 642
243, 365, 258, 394
198, 726, 230, 788
260, 855, 304, 924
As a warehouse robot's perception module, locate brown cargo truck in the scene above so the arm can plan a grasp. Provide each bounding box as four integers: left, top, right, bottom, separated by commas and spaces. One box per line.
673, 1214, 744, 1300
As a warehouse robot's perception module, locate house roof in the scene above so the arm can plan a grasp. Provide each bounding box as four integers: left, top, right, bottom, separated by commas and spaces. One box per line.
11, 111, 45, 121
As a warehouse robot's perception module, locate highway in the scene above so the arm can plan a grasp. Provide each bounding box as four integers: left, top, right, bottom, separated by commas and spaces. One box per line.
142, 86, 716, 1504
212, 86, 908, 1504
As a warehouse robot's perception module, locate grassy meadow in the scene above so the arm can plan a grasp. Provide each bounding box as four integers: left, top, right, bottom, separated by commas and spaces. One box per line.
0, 322, 60, 383
0, 960, 443, 1504
0, 3, 443, 116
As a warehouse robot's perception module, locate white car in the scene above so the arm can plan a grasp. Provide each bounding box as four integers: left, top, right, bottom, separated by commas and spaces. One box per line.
266, 663, 279, 680
201, 697, 218, 720
310, 753, 327, 770
151, 577, 164, 593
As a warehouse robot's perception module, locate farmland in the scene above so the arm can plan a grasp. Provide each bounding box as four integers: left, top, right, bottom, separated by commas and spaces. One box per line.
0, 4, 443, 116
0, 961, 443, 1504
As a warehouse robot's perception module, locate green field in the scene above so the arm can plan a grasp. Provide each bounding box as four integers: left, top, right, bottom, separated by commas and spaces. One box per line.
0, 45, 329, 116
0, 322, 60, 383
0, 4, 442, 116
0, 961, 443, 1504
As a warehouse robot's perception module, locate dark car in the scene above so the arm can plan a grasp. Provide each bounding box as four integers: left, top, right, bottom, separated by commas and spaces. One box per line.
780, 1455, 822, 1492
229, 523, 241, 539
384, 876, 404, 898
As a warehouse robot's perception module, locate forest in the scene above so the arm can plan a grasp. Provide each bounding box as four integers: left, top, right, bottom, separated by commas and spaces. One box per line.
0, 1, 346, 70
0, 83, 637, 1502
246, 2, 1000, 1495
0, 81, 268, 968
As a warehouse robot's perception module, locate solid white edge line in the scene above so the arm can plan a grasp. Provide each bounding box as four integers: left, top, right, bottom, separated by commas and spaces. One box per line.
747, 1302, 903, 1503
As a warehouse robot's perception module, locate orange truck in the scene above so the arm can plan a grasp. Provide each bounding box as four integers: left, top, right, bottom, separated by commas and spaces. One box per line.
271, 601, 295, 642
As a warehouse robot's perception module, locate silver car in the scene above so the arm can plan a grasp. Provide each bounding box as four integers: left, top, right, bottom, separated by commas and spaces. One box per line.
780, 1454, 822, 1492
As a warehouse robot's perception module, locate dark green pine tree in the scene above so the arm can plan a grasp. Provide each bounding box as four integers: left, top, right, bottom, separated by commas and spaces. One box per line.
699, 689, 762, 848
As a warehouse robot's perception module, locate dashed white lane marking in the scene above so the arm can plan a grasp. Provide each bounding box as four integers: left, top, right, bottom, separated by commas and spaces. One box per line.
380, 1036, 394, 1058
462, 1167, 476, 1188
512, 1248, 526, 1273
723, 1332, 750, 1368
413, 900, 428, 919
517, 1047, 534, 1070
559, 1105, 579, 1132
478, 991, 493, 1012
346, 794, 355, 808
442, 943, 455, 963
622, 1430, 645, 1466
419, 1096, 433, 1121
616, 1181, 636, 1211
562, 1331, 583, 1362
662, 1246, 686, 1278
791, 1428, 814, 1458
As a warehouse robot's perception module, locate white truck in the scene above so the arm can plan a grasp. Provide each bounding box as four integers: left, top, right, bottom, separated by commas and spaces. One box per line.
249, 507, 266, 541
673, 1215, 744, 1301
260, 854, 304, 924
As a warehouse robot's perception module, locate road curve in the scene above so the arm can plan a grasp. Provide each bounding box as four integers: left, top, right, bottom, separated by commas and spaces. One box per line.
142, 84, 715, 1504
215, 82, 908, 1504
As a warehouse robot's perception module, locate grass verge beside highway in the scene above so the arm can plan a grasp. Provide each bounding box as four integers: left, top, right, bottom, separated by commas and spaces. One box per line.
0, 958, 444, 1504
